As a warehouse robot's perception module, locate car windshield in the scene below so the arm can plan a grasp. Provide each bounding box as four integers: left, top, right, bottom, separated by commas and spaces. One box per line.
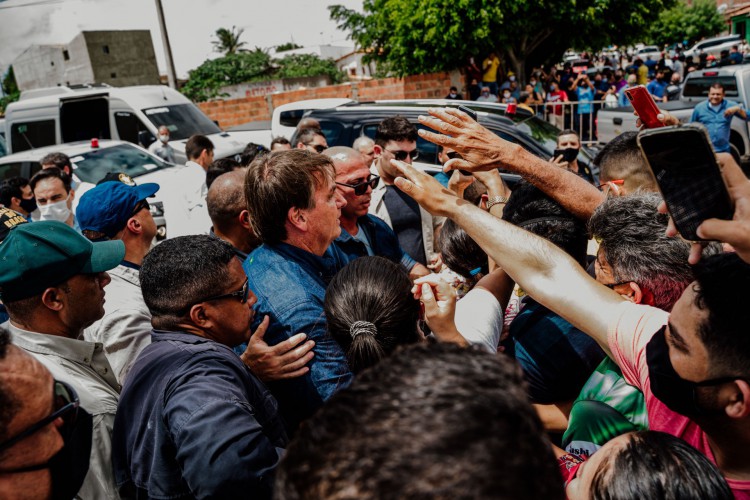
682, 76, 739, 98
70, 144, 171, 183
142, 103, 221, 140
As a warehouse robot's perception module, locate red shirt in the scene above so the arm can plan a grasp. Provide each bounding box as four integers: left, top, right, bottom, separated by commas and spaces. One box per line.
608, 302, 750, 499
546, 91, 568, 115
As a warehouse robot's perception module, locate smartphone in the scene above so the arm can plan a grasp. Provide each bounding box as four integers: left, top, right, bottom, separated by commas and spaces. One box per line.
455, 105, 477, 175
553, 148, 579, 163
625, 85, 664, 129
637, 124, 732, 241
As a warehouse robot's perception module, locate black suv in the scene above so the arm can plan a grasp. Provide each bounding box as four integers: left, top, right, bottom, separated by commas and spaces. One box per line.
305, 99, 597, 182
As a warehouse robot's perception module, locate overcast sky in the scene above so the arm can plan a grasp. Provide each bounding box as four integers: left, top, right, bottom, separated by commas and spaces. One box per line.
0, 0, 363, 79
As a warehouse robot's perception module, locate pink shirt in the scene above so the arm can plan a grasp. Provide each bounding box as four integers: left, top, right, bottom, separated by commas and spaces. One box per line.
608, 302, 750, 499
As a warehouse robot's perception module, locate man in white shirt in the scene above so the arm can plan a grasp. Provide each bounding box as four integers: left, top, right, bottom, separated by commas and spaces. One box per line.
148, 125, 176, 163
0, 221, 125, 499
163, 135, 214, 238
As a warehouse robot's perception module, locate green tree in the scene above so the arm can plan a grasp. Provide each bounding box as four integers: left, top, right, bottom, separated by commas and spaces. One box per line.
274, 53, 345, 83
212, 26, 248, 55
0, 66, 20, 114
181, 50, 346, 102
276, 42, 303, 52
648, 0, 724, 47
181, 49, 272, 102
330, 0, 674, 83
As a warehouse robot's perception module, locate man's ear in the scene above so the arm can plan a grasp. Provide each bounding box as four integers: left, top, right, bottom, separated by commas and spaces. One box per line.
724, 379, 750, 419
373, 144, 383, 158
188, 303, 210, 328
41, 287, 65, 312
238, 210, 252, 230
69, 189, 75, 203
287, 206, 306, 232
125, 216, 143, 236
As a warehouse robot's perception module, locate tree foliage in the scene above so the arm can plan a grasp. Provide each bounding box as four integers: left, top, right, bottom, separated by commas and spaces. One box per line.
330, 0, 674, 82
182, 50, 345, 102
648, 0, 724, 48
212, 26, 248, 55
276, 42, 304, 52
1, 66, 20, 114
275, 54, 345, 83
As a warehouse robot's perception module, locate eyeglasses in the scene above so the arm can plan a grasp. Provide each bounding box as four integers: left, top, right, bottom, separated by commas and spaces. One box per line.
336, 175, 380, 196
131, 199, 150, 217
0, 380, 79, 453
306, 144, 327, 153
386, 149, 419, 161
179, 279, 250, 316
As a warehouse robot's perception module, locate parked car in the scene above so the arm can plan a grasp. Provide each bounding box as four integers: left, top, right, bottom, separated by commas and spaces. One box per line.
300, 99, 598, 182
635, 45, 660, 59
2, 84, 267, 163
597, 64, 750, 162
271, 98, 354, 141
683, 34, 742, 60
0, 139, 177, 239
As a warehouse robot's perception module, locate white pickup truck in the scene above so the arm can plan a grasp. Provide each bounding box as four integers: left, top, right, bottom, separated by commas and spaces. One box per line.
597, 64, 750, 160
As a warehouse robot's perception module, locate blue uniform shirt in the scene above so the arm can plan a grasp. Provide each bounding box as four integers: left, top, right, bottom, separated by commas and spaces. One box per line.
691, 99, 746, 153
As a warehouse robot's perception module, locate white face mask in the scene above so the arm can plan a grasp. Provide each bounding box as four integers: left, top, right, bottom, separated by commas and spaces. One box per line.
159, 134, 169, 143
39, 197, 71, 223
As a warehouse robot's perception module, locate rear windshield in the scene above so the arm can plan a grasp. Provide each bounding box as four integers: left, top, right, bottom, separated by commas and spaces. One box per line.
70, 144, 171, 183
142, 104, 221, 140
682, 76, 739, 98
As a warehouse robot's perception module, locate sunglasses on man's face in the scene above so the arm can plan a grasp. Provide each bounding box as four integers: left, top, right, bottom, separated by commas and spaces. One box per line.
386, 149, 419, 161
306, 144, 327, 153
131, 199, 150, 217
336, 175, 380, 196
0, 380, 79, 453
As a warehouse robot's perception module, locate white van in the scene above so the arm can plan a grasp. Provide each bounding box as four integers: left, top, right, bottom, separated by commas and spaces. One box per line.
3, 84, 271, 164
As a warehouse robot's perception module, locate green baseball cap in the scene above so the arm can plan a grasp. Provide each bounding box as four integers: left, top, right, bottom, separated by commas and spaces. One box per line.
0, 220, 125, 302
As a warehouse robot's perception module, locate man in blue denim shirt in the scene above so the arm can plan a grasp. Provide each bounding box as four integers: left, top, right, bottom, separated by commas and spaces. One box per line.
690, 83, 748, 154
325, 147, 430, 279
244, 150, 353, 432
113, 236, 287, 499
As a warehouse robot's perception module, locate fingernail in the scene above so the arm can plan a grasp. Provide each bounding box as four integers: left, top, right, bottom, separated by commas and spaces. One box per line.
292, 333, 306, 342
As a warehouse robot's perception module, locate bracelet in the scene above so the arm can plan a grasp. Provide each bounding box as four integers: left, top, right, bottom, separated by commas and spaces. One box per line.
486, 195, 508, 211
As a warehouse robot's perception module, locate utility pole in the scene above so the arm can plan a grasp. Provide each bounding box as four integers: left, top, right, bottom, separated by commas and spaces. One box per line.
154, 0, 177, 89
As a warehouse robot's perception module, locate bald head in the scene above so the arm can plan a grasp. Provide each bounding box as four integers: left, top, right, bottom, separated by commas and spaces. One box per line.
207, 170, 247, 232
325, 147, 372, 220
324, 146, 366, 173
353, 136, 375, 165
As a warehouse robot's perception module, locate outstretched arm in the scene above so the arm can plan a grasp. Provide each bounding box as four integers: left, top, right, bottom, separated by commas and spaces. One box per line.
417, 107, 604, 220
391, 159, 624, 356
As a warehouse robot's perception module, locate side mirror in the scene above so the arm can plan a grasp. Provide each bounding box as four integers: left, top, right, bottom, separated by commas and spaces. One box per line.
139, 130, 156, 148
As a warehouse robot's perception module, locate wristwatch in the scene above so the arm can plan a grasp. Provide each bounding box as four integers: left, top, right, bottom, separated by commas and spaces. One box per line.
486, 195, 509, 211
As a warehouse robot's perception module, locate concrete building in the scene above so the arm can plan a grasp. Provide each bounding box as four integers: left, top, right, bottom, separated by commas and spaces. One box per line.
13, 30, 160, 91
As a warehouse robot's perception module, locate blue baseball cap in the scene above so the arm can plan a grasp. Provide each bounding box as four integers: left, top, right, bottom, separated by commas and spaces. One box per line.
76, 181, 159, 238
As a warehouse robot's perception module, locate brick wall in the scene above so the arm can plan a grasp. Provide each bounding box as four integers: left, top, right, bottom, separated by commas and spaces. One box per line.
197, 72, 454, 129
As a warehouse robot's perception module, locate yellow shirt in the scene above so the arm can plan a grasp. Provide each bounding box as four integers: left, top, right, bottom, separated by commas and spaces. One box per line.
483, 56, 500, 82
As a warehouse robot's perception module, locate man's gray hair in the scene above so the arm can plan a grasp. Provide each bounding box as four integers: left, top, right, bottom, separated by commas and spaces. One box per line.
588, 193, 697, 311
352, 136, 374, 151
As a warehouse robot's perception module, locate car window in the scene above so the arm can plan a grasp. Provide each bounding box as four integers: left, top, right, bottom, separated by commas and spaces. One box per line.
317, 121, 345, 146
682, 76, 739, 98
115, 111, 152, 146
0, 161, 26, 181
10, 120, 56, 153
142, 104, 221, 141
69, 144, 171, 183
279, 110, 306, 128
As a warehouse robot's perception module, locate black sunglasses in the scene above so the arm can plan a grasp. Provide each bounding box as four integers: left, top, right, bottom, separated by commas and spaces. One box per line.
306, 144, 327, 153
387, 149, 419, 161
603, 281, 630, 289
0, 380, 79, 453
179, 279, 250, 316
336, 175, 380, 196
131, 199, 150, 217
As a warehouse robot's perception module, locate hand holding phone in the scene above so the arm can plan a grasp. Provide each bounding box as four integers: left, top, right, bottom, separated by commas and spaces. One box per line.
637, 124, 732, 241
625, 85, 664, 129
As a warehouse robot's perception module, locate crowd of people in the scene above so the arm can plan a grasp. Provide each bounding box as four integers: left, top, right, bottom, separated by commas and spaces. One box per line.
0, 100, 749, 500
456, 44, 749, 143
